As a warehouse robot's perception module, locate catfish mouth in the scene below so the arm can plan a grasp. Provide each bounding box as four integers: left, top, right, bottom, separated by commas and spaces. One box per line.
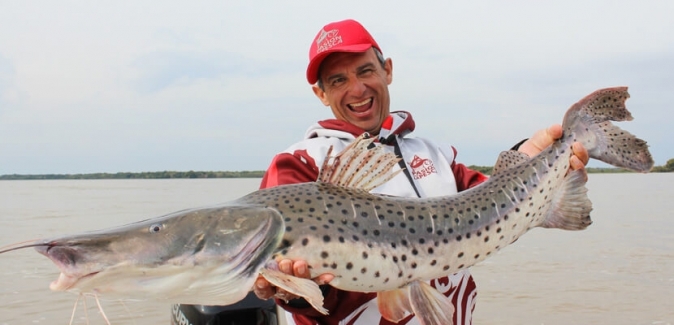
35, 244, 102, 291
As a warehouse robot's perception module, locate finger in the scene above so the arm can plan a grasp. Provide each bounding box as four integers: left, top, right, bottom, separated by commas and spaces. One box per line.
569, 156, 588, 181
293, 260, 310, 278
315, 273, 335, 285
571, 142, 589, 166
279, 259, 293, 274
518, 124, 562, 157
254, 277, 274, 300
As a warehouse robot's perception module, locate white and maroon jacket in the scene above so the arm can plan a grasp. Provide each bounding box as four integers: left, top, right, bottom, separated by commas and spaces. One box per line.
260, 111, 487, 325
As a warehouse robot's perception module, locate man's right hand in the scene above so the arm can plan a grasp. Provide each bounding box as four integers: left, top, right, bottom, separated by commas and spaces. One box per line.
253, 259, 334, 301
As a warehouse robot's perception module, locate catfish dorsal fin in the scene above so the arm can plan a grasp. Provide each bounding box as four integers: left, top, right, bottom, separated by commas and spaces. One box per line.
317, 133, 402, 192
492, 150, 531, 175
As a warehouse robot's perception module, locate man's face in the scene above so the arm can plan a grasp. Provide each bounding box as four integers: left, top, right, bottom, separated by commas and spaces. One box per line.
313, 48, 393, 135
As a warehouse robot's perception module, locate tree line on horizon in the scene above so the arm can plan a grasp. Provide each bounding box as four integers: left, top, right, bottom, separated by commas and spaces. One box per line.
1, 159, 672, 180
0, 170, 266, 180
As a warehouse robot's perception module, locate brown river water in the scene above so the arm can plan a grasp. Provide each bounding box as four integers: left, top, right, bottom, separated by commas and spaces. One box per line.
0, 174, 672, 324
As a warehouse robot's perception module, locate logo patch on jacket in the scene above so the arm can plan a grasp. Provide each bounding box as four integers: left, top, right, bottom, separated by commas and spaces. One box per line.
410, 155, 437, 180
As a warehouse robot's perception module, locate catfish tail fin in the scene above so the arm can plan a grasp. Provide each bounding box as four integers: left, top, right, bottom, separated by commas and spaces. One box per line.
562, 87, 653, 172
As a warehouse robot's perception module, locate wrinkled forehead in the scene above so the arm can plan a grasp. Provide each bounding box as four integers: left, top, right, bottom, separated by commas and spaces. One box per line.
318, 48, 378, 81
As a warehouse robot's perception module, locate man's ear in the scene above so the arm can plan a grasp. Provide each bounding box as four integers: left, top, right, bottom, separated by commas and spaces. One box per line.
312, 84, 330, 106
385, 58, 393, 85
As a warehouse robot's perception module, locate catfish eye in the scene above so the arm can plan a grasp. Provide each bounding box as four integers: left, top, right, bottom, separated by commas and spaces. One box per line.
149, 223, 163, 233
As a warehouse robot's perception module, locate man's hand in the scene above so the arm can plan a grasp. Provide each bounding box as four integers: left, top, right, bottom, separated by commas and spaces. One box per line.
518, 124, 589, 171
253, 259, 334, 301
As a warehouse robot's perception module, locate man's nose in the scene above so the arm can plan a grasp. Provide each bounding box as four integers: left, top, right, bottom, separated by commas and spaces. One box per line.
347, 78, 367, 96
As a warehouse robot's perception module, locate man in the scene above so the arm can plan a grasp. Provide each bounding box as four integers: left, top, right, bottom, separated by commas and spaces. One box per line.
253, 19, 588, 325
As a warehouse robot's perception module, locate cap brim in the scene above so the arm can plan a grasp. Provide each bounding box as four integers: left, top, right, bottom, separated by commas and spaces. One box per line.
306, 43, 373, 84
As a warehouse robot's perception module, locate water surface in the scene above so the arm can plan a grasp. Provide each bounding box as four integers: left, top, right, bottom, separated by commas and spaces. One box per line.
0, 175, 672, 324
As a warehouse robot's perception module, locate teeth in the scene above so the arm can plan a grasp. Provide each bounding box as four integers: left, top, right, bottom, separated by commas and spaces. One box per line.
350, 98, 371, 107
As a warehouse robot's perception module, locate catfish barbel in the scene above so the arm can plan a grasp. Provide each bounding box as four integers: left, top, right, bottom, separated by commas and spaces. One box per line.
0, 87, 653, 325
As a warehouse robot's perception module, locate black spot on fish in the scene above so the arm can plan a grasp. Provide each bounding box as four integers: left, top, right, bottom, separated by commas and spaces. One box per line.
362, 252, 368, 259
302, 238, 309, 246
321, 251, 329, 259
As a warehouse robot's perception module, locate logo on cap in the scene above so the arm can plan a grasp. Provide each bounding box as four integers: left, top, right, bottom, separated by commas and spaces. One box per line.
316, 28, 343, 54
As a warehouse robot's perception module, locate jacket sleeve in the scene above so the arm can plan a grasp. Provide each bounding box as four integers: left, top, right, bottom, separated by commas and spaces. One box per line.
446, 145, 489, 191
451, 162, 489, 191
259, 150, 320, 189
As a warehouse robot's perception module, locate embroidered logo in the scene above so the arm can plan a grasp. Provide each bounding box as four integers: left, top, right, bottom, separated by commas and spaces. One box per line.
410, 155, 437, 180
316, 28, 342, 53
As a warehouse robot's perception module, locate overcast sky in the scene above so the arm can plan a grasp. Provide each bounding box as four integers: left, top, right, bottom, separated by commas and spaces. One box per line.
1, 1, 672, 174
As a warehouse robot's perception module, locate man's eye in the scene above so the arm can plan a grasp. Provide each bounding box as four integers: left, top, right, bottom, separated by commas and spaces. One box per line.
331, 78, 346, 86
360, 68, 374, 76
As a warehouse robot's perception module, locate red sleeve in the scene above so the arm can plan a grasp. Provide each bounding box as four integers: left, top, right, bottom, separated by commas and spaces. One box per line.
451, 162, 488, 192
259, 150, 320, 189
447, 145, 488, 191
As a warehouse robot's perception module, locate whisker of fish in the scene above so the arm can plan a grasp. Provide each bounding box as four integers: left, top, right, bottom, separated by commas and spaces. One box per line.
69, 294, 81, 325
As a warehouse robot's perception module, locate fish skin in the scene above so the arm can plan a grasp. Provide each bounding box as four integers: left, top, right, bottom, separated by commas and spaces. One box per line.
0, 87, 653, 325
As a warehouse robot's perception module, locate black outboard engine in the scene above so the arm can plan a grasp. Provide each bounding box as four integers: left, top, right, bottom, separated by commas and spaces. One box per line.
171, 293, 281, 325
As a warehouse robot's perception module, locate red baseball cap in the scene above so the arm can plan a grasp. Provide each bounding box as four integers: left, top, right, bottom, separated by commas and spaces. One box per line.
306, 19, 381, 84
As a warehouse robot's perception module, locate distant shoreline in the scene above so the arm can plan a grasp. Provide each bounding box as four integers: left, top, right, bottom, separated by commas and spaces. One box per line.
0, 171, 266, 180
0, 167, 659, 180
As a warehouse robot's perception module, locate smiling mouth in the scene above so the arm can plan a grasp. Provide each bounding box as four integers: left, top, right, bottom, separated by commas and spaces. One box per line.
347, 98, 373, 113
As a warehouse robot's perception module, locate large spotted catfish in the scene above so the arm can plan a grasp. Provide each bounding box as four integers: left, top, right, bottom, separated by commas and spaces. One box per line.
0, 87, 653, 325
